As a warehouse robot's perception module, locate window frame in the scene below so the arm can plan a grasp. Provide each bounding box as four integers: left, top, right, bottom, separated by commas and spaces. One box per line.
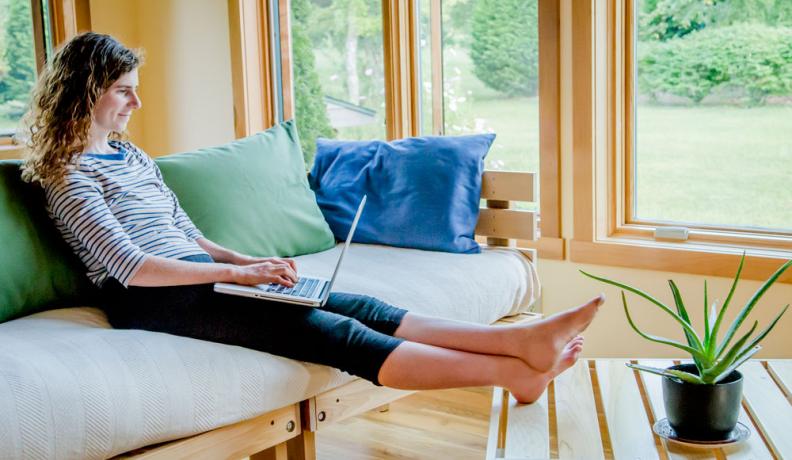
233, 0, 564, 259
569, 0, 792, 283
413, 0, 565, 259
1, 0, 86, 157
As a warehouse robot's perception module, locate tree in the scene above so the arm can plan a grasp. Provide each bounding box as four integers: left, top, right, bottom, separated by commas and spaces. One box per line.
640, 0, 792, 42
292, 0, 335, 167
1, 0, 35, 104
306, 0, 381, 108
470, 0, 538, 97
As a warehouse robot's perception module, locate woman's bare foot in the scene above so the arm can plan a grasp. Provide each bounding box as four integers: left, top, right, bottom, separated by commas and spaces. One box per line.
508, 336, 585, 404
513, 295, 603, 372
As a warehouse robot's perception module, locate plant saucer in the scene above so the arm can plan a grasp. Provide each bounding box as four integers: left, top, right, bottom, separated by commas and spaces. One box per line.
653, 419, 750, 449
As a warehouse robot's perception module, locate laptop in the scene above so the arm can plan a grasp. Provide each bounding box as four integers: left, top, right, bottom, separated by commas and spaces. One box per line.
213, 195, 366, 307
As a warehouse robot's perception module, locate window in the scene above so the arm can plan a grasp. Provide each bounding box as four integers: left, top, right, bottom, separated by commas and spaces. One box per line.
239, 0, 563, 258
569, 0, 792, 282
417, 0, 540, 177
289, 0, 386, 163
633, 0, 792, 233
413, 0, 564, 258
1, 0, 52, 138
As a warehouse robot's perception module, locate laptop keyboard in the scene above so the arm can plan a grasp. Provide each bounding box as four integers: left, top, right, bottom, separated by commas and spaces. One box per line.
265, 278, 319, 298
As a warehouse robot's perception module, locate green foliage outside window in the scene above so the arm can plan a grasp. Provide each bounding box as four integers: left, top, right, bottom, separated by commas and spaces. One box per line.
469, 0, 538, 97
0, 0, 36, 124
639, 23, 792, 105
640, 0, 792, 42
637, 0, 792, 105
291, 0, 334, 167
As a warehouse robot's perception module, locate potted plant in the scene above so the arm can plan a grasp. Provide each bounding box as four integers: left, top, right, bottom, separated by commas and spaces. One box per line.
580, 255, 791, 441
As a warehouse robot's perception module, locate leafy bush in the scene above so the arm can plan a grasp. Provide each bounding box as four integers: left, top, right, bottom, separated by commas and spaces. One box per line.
639, 0, 709, 42
638, 23, 792, 105
1, 0, 36, 104
470, 0, 538, 97
639, 0, 792, 42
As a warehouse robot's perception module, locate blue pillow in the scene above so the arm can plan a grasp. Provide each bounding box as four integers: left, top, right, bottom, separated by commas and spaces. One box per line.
309, 134, 495, 253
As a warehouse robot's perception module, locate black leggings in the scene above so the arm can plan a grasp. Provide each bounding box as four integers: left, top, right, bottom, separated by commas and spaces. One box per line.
100, 255, 407, 385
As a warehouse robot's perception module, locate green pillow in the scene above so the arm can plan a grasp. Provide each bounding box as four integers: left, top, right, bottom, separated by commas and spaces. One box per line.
156, 119, 336, 258
0, 161, 95, 323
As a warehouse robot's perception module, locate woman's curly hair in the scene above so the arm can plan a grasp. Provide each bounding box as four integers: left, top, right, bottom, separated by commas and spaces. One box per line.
20, 32, 141, 185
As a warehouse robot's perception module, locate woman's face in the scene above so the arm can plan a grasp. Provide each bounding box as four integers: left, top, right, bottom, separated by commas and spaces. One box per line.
92, 69, 141, 134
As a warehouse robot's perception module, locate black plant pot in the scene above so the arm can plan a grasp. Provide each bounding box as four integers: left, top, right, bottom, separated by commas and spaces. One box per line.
662, 363, 744, 441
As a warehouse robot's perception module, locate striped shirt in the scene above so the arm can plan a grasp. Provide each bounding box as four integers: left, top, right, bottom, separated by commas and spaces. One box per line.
44, 140, 209, 287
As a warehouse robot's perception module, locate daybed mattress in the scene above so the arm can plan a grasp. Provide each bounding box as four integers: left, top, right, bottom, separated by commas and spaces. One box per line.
0, 244, 538, 459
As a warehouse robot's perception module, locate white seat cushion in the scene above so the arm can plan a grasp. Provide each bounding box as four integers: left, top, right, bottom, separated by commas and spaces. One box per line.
0, 244, 537, 459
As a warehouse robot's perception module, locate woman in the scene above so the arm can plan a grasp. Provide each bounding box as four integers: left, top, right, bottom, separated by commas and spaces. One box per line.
22, 32, 603, 403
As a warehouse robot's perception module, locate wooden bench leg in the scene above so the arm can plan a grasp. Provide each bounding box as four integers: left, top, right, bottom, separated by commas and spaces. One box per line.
250, 441, 287, 460
286, 430, 316, 460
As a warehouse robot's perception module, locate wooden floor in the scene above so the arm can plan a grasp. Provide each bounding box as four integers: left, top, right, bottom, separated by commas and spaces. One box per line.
315, 387, 492, 460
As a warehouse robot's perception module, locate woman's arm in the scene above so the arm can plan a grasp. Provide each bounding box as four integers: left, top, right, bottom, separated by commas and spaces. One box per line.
128, 254, 298, 287
195, 237, 244, 264
195, 237, 298, 271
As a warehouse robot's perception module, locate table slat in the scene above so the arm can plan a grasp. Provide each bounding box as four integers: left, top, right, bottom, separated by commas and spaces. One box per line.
504, 388, 549, 458
740, 361, 792, 459
554, 359, 604, 459
767, 360, 792, 400
486, 387, 507, 460
595, 360, 660, 460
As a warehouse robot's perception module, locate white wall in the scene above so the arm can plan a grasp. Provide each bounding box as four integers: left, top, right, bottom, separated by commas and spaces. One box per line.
89, 0, 235, 156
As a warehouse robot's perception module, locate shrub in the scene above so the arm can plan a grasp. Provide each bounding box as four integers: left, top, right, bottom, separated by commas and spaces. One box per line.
638, 23, 792, 105
470, 0, 538, 97
1, 0, 36, 104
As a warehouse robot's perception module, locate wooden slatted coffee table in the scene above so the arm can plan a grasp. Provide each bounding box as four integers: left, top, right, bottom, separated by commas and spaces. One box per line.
487, 359, 792, 459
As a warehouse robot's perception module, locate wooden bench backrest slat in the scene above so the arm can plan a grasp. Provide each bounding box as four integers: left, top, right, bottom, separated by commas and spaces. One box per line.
476, 170, 538, 246
481, 170, 535, 202
475, 208, 536, 242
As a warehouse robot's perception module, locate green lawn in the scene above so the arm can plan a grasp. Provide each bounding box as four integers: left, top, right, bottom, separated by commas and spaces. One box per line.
460, 95, 792, 230
635, 104, 792, 230
440, 46, 792, 231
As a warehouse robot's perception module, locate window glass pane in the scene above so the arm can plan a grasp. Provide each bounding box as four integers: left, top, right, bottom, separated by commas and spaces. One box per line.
291, 0, 385, 166
0, 0, 38, 135
418, 0, 540, 177
635, 0, 792, 231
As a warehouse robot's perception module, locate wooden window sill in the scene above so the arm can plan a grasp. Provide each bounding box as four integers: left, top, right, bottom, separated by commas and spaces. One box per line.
0, 144, 24, 160
570, 237, 792, 284
518, 236, 565, 260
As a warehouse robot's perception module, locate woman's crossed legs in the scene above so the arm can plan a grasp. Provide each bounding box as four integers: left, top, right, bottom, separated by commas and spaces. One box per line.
106, 283, 604, 404
379, 295, 602, 403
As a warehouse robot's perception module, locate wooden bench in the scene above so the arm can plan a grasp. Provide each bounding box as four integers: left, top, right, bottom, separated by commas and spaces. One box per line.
118, 170, 538, 460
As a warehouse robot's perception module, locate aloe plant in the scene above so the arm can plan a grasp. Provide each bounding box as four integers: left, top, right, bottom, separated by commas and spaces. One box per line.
580, 255, 791, 384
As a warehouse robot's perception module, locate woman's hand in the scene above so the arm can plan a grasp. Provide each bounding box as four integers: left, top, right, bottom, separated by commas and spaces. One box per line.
231, 259, 299, 287
233, 254, 297, 271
